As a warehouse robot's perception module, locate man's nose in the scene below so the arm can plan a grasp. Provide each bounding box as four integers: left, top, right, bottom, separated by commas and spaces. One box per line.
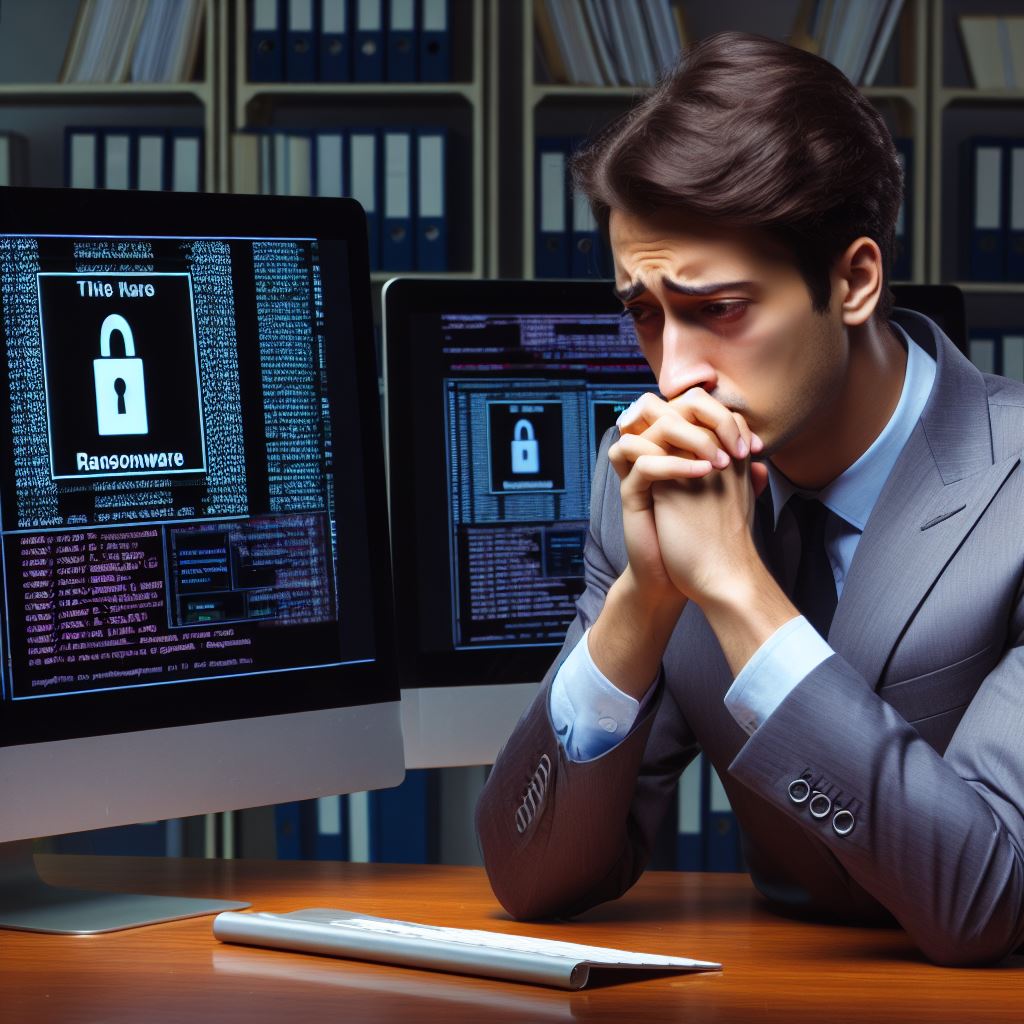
657, 318, 718, 400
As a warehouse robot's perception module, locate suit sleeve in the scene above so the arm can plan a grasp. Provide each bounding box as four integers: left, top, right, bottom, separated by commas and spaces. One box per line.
728, 621, 1024, 965
475, 430, 699, 921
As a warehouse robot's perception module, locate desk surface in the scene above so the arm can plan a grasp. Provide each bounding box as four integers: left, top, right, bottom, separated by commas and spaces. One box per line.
4, 856, 1021, 1023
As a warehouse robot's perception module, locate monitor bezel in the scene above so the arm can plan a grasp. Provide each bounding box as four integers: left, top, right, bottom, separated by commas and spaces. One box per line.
0, 186, 400, 749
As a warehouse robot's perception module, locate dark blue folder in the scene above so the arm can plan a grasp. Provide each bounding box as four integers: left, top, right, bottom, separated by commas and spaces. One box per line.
250, 0, 285, 82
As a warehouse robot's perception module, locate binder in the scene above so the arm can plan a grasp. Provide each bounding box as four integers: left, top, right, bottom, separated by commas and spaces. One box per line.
66, 128, 100, 189
170, 130, 203, 192
892, 137, 913, 280
966, 137, 1008, 282
232, 132, 262, 193
137, 131, 167, 191
676, 754, 703, 871
251, 0, 285, 81
354, 0, 385, 81
535, 138, 570, 277
104, 131, 132, 190
315, 132, 345, 197
1008, 141, 1024, 281
313, 795, 348, 859
570, 182, 608, 278
319, 0, 351, 81
701, 758, 741, 872
968, 334, 997, 374
368, 769, 436, 863
286, 0, 318, 81
1002, 332, 1024, 382
287, 133, 314, 195
349, 130, 381, 270
273, 131, 289, 194
274, 801, 304, 859
419, 0, 450, 82
415, 128, 447, 271
382, 129, 415, 271
0, 133, 28, 188
387, 0, 418, 82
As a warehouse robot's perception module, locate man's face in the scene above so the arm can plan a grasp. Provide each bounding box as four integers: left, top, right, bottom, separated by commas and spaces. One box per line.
609, 207, 849, 456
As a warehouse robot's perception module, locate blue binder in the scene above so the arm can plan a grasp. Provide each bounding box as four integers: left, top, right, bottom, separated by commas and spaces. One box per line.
419, 0, 450, 82
701, 758, 741, 872
368, 769, 436, 863
966, 137, 1009, 282
415, 127, 447, 271
1008, 141, 1024, 282
274, 801, 304, 859
285, 0, 318, 81
250, 0, 285, 82
387, 0, 418, 81
168, 129, 203, 192
64, 127, 101, 189
136, 130, 168, 191
319, 0, 351, 81
314, 131, 346, 197
676, 755, 704, 871
354, 0, 385, 81
892, 137, 913, 281
349, 129, 381, 270
383, 129, 415, 271
103, 130, 133, 190
535, 137, 571, 278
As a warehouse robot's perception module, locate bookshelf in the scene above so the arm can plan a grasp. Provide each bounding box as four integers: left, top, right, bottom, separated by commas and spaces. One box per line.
517, 0, 931, 284
229, 0, 489, 284
0, 0, 220, 191
929, 0, 1024, 306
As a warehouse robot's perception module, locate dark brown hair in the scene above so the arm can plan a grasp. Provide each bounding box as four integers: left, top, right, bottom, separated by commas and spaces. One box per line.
571, 32, 903, 323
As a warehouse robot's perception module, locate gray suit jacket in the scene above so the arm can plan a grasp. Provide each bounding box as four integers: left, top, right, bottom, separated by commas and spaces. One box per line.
475, 308, 1024, 966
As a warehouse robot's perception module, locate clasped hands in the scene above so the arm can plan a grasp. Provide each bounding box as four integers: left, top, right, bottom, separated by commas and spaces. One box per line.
608, 389, 770, 612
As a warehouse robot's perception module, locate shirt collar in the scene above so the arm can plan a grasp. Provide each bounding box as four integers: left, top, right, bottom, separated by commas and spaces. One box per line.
766, 320, 937, 531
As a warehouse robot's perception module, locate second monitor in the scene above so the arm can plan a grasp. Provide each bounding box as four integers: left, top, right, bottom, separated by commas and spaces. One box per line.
384, 278, 657, 768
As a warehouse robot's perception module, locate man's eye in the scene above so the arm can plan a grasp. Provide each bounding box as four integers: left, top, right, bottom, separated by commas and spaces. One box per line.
621, 306, 654, 324
703, 301, 748, 319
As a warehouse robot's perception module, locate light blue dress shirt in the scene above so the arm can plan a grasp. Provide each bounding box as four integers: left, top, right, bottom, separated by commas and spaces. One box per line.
550, 322, 937, 762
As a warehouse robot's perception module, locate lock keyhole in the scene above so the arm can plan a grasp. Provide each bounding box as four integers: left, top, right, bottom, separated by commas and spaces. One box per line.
114, 378, 127, 415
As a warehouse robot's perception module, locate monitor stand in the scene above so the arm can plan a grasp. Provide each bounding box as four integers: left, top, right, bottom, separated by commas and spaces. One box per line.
0, 840, 249, 934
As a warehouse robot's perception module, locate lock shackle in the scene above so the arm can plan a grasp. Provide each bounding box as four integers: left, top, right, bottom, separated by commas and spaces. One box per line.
99, 314, 136, 359
513, 419, 535, 441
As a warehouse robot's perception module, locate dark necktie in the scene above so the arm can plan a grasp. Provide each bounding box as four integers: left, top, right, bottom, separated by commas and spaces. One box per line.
786, 494, 838, 639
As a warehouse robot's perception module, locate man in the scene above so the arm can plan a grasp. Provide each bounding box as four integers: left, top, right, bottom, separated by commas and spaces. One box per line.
475, 32, 1024, 966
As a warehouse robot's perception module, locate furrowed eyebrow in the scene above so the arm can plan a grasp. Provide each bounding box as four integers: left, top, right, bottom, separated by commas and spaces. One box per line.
613, 276, 756, 302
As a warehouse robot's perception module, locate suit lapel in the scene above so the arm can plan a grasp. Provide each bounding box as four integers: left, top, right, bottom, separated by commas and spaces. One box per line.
826, 308, 1020, 688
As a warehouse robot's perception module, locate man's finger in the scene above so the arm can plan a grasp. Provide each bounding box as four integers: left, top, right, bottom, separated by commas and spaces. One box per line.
610, 433, 713, 482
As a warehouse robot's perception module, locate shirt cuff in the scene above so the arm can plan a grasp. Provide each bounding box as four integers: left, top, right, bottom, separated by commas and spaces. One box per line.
549, 627, 656, 762
723, 616, 834, 736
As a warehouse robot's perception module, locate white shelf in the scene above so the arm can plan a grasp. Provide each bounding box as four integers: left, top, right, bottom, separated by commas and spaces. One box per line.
0, 83, 210, 100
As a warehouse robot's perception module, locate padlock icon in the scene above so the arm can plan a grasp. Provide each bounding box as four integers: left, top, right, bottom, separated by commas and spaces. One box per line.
511, 419, 540, 474
93, 313, 149, 436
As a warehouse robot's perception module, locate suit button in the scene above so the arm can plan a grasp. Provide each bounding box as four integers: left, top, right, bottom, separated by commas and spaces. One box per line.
809, 791, 832, 819
788, 778, 811, 804
832, 809, 855, 836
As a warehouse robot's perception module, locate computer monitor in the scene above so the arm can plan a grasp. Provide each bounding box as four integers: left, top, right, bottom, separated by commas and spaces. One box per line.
0, 186, 405, 933
383, 278, 657, 768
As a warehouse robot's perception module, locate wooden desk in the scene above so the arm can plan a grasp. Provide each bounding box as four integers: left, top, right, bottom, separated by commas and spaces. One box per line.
3, 856, 1021, 1023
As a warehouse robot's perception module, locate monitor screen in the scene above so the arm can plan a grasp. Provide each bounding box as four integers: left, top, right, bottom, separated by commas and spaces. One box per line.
0, 188, 404, 871
384, 279, 657, 766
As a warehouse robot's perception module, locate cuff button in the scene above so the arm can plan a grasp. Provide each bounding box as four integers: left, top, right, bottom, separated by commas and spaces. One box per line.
809, 791, 832, 819
788, 778, 811, 804
832, 809, 855, 836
